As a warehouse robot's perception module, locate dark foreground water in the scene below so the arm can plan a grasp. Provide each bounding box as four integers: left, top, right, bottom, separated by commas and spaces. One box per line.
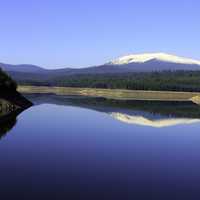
1, 95, 200, 199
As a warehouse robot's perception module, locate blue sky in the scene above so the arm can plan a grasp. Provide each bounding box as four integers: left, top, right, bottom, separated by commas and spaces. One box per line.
0, 0, 199, 69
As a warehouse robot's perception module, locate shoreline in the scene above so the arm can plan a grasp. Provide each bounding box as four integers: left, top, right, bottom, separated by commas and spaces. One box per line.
18, 85, 200, 103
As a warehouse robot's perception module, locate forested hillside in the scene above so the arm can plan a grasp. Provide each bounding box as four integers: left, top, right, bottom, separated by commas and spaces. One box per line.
0, 68, 17, 91
0, 68, 32, 108
17, 71, 200, 92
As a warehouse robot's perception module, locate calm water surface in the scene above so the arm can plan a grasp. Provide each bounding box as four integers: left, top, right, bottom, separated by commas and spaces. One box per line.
1, 95, 200, 199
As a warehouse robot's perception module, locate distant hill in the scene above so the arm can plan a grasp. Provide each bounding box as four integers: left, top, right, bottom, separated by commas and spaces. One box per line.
0, 63, 46, 73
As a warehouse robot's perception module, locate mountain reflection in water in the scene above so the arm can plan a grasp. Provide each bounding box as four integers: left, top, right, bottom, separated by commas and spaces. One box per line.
26, 94, 200, 128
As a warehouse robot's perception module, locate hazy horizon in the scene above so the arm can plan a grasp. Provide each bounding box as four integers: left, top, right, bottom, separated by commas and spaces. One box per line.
1, 0, 200, 69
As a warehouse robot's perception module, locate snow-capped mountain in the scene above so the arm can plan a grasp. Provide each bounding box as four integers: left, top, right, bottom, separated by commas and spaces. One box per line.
99, 53, 200, 72
108, 53, 200, 66
1, 52, 200, 85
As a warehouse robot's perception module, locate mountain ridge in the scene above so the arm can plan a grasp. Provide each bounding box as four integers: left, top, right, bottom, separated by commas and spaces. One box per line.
1, 53, 200, 74
1, 53, 200, 91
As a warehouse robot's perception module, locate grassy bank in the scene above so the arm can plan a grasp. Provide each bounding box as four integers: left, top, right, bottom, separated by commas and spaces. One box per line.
18, 85, 200, 103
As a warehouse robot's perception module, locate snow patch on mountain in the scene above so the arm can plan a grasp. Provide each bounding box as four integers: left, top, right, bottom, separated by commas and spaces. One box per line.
108, 53, 200, 66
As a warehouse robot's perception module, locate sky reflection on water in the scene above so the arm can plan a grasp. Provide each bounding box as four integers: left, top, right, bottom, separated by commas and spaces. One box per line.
0, 95, 200, 199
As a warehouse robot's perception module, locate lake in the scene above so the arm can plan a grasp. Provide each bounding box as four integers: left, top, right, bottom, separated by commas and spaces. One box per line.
1, 94, 200, 199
